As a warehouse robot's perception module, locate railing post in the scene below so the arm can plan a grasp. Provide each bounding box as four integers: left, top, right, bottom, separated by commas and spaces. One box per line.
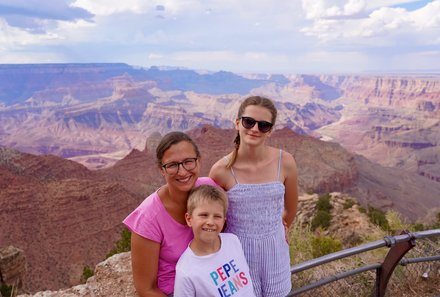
374, 231, 416, 297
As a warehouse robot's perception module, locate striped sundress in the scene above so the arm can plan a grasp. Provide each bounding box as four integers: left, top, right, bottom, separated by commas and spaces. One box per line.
225, 149, 292, 297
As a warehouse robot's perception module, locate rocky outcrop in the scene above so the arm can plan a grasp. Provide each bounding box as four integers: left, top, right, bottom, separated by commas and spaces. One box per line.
0, 246, 26, 292
17, 252, 136, 297
296, 193, 384, 246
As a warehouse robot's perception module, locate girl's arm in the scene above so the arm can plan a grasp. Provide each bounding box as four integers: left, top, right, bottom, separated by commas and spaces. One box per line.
131, 233, 167, 297
209, 158, 230, 190
282, 152, 299, 238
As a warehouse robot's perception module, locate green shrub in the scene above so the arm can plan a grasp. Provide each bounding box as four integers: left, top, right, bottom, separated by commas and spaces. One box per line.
386, 210, 409, 232
343, 199, 355, 209
289, 221, 314, 264
106, 228, 131, 259
0, 284, 13, 297
81, 265, 94, 283
367, 206, 390, 231
411, 223, 426, 232
433, 212, 440, 229
311, 210, 332, 231
311, 235, 343, 258
359, 207, 366, 213
316, 193, 332, 212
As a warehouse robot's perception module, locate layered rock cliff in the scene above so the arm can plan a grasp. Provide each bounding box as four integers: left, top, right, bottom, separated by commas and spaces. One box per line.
1, 64, 438, 181
318, 75, 440, 111
0, 148, 148, 293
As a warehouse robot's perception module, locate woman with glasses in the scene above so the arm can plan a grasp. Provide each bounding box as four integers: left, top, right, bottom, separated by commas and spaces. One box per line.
123, 131, 217, 297
209, 96, 299, 297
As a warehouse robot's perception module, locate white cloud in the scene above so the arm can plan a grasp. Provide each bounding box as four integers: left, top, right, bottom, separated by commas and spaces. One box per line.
410, 0, 440, 28
301, 0, 367, 19
301, 0, 440, 45
365, 0, 423, 10
148, 53, 164, 60
71, 0, 206, 16
0, 18, 59, 48
0, 0, 438, 73
72, 0, 150, 15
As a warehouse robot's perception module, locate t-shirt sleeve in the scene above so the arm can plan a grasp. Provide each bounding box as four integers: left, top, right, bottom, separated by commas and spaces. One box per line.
195, 176, 219, 187
174, 265, 196, 297
122, 195, 163, 243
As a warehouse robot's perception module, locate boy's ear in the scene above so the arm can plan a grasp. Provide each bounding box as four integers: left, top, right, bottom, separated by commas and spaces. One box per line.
221, 219, 227, 233
185, 213, 192, 227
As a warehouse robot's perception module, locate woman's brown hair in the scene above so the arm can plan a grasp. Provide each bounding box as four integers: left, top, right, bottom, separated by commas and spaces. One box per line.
226, 96, 277, 168
156, 131, 201, 167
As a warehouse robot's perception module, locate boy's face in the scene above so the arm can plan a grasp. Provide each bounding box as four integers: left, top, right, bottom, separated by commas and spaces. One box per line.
185, 200, 225, 244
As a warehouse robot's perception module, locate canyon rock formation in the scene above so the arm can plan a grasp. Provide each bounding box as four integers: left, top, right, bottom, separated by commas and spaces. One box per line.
2, 125, 440, 293
1, 64, 440, 293
0, 64, 438, 182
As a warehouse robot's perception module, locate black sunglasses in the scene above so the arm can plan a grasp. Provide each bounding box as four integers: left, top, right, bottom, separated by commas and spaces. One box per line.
240, 116, 273, 133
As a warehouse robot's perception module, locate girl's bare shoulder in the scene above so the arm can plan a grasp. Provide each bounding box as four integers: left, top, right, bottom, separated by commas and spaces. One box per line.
210, 153, 232, 175
281, 149, 297, 173
209, 153, 236, 189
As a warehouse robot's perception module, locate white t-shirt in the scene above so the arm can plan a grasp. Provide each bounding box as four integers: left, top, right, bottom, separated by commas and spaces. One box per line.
174, 233, 256, 297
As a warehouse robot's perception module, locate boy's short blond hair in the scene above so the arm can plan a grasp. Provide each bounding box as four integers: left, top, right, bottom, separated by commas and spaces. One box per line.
187, 185, 228, 216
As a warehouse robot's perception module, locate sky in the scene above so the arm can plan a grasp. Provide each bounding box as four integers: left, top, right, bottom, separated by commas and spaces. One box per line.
0, 0, 439, 74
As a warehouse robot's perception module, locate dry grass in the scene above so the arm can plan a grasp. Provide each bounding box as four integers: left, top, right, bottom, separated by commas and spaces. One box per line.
288, 219, 440, 296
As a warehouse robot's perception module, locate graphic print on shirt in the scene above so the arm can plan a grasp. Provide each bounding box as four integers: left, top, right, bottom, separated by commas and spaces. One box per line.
210, 259, 251, 297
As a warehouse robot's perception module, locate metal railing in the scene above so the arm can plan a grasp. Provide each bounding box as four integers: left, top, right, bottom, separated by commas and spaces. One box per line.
287, 229, 440, 297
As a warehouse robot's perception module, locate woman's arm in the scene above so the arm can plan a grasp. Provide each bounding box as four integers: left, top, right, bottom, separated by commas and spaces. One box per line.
282, 152, 299, 237
131, 233, 167, 297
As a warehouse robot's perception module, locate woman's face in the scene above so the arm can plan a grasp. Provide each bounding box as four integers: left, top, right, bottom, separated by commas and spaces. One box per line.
236, 105, 273, 146
160, 140, 200, 193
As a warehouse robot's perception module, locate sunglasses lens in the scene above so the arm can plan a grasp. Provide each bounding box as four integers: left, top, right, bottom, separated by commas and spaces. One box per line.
241, 117, 256, 129
241, 117, 273, 133
258, 122, 272, 133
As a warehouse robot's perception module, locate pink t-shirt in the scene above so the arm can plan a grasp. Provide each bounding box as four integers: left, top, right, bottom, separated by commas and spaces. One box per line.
123, 177, 218, 295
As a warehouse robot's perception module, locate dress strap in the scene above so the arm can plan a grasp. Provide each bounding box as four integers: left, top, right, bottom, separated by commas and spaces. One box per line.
230, 167, 239, 184
223, 156, 239, 184
277, 148, 282, 181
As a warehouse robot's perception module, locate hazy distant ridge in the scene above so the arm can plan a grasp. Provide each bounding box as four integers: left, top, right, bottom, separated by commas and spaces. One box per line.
0, 63, 279, 105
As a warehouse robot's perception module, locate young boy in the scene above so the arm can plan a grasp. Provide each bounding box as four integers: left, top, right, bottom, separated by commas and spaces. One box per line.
174, 185, 256, 297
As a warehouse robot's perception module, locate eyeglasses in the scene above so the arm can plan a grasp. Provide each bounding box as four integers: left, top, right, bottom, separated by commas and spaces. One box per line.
240, 116, 273, 133
161, 157, 198, 175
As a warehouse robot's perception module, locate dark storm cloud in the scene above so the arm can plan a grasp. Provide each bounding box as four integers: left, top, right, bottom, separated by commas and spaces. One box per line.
155, 5, 165, 11
0, 0, 94, 31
